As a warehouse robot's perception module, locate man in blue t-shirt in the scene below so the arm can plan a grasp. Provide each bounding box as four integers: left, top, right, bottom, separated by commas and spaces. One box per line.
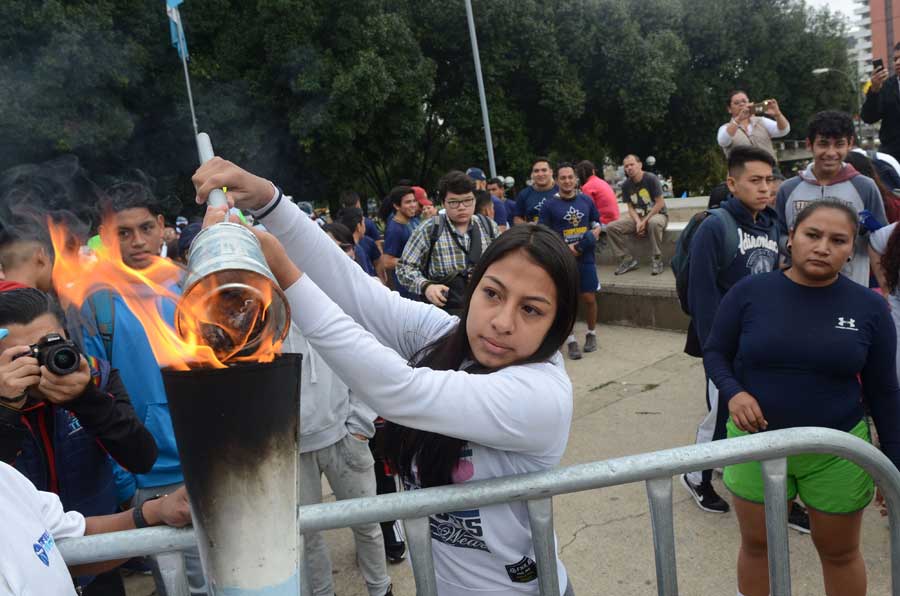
379, 186, 419, 299
80, 183, 207, 594
467, 167, 509, 232
340, 190, 382, 251
514, 157, 559, 224
487, 177, 511, 232
339, 207, 387, 285
539, 163, 602, 360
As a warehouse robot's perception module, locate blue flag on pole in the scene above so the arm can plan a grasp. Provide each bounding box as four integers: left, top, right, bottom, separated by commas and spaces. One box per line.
166, 0, 189, 60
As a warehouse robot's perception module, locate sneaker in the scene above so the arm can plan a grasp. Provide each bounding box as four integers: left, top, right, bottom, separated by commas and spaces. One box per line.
681, 474, 730, 513
788, 502, 811, 534
614, 257, 639, 275
383, 521, 406, 563
567, 340, 582, 360
583, 333, 597, 353
651, 257, 664, 276
384, 585, 394, 596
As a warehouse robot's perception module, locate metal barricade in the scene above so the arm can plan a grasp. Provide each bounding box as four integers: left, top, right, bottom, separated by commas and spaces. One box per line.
59, 427, 900, 596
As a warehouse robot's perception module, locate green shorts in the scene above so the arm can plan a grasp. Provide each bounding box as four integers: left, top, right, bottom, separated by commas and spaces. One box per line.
723, 418, 875, 514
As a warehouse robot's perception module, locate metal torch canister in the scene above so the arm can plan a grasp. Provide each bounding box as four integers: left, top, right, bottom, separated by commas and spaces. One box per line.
177, 222, 290, 358
176, 133, 290, 360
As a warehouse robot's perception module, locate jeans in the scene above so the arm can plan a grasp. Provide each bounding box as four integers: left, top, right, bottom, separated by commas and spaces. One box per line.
300, 434, 391, 596
134, 482, 207, 596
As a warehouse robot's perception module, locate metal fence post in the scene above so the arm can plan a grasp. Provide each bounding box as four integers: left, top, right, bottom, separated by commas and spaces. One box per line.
645, 477, 678, 596
761, 458, 791, 596
403, 516, 438, 596
527, 497, 560, 595
153, 551, 191, 596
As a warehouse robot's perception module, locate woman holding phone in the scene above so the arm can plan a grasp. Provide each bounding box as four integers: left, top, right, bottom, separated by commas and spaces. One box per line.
717, 90, 790, 160
703, 200, 900, 596
194, 158, 580, 596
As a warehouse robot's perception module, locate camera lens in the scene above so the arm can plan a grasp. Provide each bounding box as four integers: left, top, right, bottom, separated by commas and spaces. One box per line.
48, 346, 80, 375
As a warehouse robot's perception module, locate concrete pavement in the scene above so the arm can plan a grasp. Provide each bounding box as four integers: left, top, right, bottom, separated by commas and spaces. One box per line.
126, 323, 892, 595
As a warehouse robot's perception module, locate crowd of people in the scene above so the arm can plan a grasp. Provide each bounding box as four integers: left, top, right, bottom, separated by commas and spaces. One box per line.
3, 50, 900, 596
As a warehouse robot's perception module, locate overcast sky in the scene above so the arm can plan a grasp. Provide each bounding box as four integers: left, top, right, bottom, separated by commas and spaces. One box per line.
806, 0, 856, 22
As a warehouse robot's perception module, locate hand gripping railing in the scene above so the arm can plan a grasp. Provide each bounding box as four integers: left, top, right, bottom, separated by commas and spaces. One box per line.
59, 427, 900, 596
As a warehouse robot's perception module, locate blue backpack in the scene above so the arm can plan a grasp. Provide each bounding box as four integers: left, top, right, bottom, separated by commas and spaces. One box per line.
671, 208, 739, 315
86, 290, 115, 359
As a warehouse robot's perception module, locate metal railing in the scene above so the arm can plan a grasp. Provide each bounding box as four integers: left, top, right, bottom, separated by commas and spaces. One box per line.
59, 427, 900, 596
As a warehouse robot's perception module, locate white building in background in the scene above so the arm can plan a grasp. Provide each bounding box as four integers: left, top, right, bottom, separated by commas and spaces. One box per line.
850, 0, 873, 82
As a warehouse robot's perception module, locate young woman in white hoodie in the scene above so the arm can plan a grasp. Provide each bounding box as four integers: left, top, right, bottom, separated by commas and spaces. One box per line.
194, 159, 579, 596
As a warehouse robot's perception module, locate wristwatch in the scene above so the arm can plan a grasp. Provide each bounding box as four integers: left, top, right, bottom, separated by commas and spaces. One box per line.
133, 495, 163, 529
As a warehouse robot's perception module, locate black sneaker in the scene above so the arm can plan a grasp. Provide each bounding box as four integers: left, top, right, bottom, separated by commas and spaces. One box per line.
384, 585, 394, 596
383, 521, 406, 563
788, 502, 811, 534
583, 333, 597, 353
567, 340, 583, 360
681, 474, 730, 513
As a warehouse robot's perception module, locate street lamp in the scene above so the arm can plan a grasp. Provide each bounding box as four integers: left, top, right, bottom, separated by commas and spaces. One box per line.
811, 67, 862, 139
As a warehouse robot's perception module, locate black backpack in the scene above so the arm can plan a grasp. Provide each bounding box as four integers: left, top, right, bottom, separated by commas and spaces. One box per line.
671, 208, 739, 316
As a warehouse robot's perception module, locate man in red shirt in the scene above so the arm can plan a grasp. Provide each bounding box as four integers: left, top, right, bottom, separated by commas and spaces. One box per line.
576, 160, 619, 224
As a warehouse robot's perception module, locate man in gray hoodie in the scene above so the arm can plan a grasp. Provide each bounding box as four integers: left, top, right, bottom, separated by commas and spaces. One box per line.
283, 323, 393, 596
776, 110, 886, 286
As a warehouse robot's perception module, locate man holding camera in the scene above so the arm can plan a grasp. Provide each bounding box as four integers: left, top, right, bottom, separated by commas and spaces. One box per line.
863, 43, 900, 161
396, 171, 499, 315
0, 285, 158, 595
717, 90, 790, 160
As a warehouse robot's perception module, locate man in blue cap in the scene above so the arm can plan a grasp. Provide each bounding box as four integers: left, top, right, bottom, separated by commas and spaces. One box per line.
467, 167, 507, 232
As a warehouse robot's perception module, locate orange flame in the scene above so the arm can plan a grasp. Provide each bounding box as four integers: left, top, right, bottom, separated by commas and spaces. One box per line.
50, 219, 282, 370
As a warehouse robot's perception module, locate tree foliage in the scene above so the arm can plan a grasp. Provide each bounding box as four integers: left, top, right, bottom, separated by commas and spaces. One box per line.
0, 0, 853, 211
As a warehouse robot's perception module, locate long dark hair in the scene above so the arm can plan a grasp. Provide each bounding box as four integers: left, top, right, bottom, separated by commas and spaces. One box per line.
880, 222, 900, 293
386, 224, 579, 488
845, 152, 896, 211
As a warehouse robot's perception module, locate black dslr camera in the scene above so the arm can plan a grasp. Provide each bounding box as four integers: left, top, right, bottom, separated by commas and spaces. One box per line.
17, 333, 81, 376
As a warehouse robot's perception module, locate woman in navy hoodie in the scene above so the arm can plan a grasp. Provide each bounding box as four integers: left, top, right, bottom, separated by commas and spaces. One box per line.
704, 200, 900, 596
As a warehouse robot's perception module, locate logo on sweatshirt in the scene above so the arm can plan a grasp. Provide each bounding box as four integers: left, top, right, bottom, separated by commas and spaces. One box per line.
33, 531, 55, 567
738, 229, 778, 256
430, 509, 490, 552
836, 317, 858, 331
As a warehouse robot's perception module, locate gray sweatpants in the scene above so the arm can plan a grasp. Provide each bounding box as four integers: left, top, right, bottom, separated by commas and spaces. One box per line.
300, 434, 391, 596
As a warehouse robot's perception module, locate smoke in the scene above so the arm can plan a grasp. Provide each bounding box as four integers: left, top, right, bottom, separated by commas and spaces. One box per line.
0, 155, 102, 249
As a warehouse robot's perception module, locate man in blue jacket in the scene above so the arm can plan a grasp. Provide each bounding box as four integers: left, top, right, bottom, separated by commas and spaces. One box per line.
682, 147, 781, 515
80, 182, 206, 595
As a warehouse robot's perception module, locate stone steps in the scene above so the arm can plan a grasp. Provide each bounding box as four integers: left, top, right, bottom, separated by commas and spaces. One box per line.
594, 263, 689, 332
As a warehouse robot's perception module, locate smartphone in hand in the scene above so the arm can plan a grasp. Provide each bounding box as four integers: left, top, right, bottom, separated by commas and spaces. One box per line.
874, 58, 885, 72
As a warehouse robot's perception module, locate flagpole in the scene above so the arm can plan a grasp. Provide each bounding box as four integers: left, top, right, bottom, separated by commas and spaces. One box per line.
172, 6, 199, 138
464, 0, 496, 179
